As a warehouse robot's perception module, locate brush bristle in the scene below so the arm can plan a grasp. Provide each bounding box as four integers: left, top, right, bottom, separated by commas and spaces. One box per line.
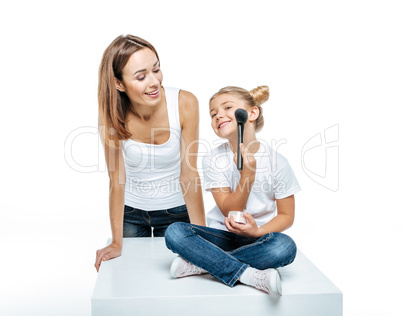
235, 109, 248, 124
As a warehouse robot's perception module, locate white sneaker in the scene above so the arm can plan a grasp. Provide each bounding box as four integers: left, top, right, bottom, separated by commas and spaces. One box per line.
250, 268, 282, 296
170, 256, 207, 278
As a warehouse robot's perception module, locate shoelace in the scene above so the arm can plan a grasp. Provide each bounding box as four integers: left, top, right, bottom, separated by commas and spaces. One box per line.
180, 261, 203, 276
252, 271, 271, 294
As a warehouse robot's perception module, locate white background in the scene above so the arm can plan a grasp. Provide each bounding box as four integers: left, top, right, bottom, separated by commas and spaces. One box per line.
1, 0, 401, 315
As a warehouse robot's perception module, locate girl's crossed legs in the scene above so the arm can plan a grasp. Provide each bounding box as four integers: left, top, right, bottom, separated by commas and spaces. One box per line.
165, 222, 297, 288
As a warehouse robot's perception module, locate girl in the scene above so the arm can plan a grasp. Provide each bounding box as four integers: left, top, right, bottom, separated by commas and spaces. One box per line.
165, 85, 300, 295
95, 35, 205, 272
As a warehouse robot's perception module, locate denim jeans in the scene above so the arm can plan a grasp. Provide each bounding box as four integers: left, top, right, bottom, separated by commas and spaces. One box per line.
123, 204, 190, 237
165, 222, 297, 287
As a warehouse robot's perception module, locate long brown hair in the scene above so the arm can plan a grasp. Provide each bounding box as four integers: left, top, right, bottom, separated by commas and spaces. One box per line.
98, 35, 159, 145
210, 86, 269, 132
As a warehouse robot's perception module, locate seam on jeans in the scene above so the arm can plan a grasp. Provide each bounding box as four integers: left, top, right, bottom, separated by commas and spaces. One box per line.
164, 210, 189, 218
163, 205, 189, 218
191, 226, 232, 241
142, 211, 151, 225
228, 233, 274, 255
229, 263, 248, 287
123, 206, 137, 214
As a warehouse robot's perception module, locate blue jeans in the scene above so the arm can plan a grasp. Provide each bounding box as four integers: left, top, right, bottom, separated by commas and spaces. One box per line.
165, 222, 297, 287
123, 204, 190, 237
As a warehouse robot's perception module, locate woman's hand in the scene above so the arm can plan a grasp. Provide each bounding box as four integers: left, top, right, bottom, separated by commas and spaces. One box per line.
225, 212, 260, 238
94, 242, 122, 272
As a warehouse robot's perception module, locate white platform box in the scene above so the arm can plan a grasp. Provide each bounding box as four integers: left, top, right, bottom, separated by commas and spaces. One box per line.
92, 237, 342, 316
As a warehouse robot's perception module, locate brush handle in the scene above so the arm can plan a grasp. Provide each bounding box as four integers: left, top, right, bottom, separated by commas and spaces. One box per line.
237, 123, 244, 170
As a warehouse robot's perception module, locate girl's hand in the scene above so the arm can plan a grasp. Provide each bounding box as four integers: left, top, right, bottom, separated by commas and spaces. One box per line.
94, 242, 122, 272
225, 212, 260, 238
234, 144, 256, 178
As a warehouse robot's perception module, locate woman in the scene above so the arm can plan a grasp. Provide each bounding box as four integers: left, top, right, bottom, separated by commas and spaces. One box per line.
95, 35, 205, 272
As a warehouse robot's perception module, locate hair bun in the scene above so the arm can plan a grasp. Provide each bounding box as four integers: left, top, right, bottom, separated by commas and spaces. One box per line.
249, 86, 269, 106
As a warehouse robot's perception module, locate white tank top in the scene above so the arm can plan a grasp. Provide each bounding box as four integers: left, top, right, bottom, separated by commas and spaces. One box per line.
122, 87, 185, 210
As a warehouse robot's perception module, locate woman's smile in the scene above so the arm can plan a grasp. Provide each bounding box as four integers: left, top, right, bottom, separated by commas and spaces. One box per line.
145, 88, 160, 98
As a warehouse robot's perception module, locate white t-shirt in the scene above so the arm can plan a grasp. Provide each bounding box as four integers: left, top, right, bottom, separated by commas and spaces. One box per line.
122, 87, 185, 210
202, 141, 301, 231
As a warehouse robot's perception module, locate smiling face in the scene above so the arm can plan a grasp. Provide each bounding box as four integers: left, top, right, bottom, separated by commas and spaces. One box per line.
209, 93, 251, 139
116, 48, 163, 108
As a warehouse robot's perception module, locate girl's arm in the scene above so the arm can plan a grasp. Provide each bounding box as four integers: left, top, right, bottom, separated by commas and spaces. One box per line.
225, 195, 295, 238
210, 144, 256, 217
179, 90, 206, 226
94, 136, 126, 272
256, 194, 295, 234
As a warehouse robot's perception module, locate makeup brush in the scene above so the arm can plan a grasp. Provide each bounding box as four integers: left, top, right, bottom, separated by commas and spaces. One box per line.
235, 109, 248, 170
